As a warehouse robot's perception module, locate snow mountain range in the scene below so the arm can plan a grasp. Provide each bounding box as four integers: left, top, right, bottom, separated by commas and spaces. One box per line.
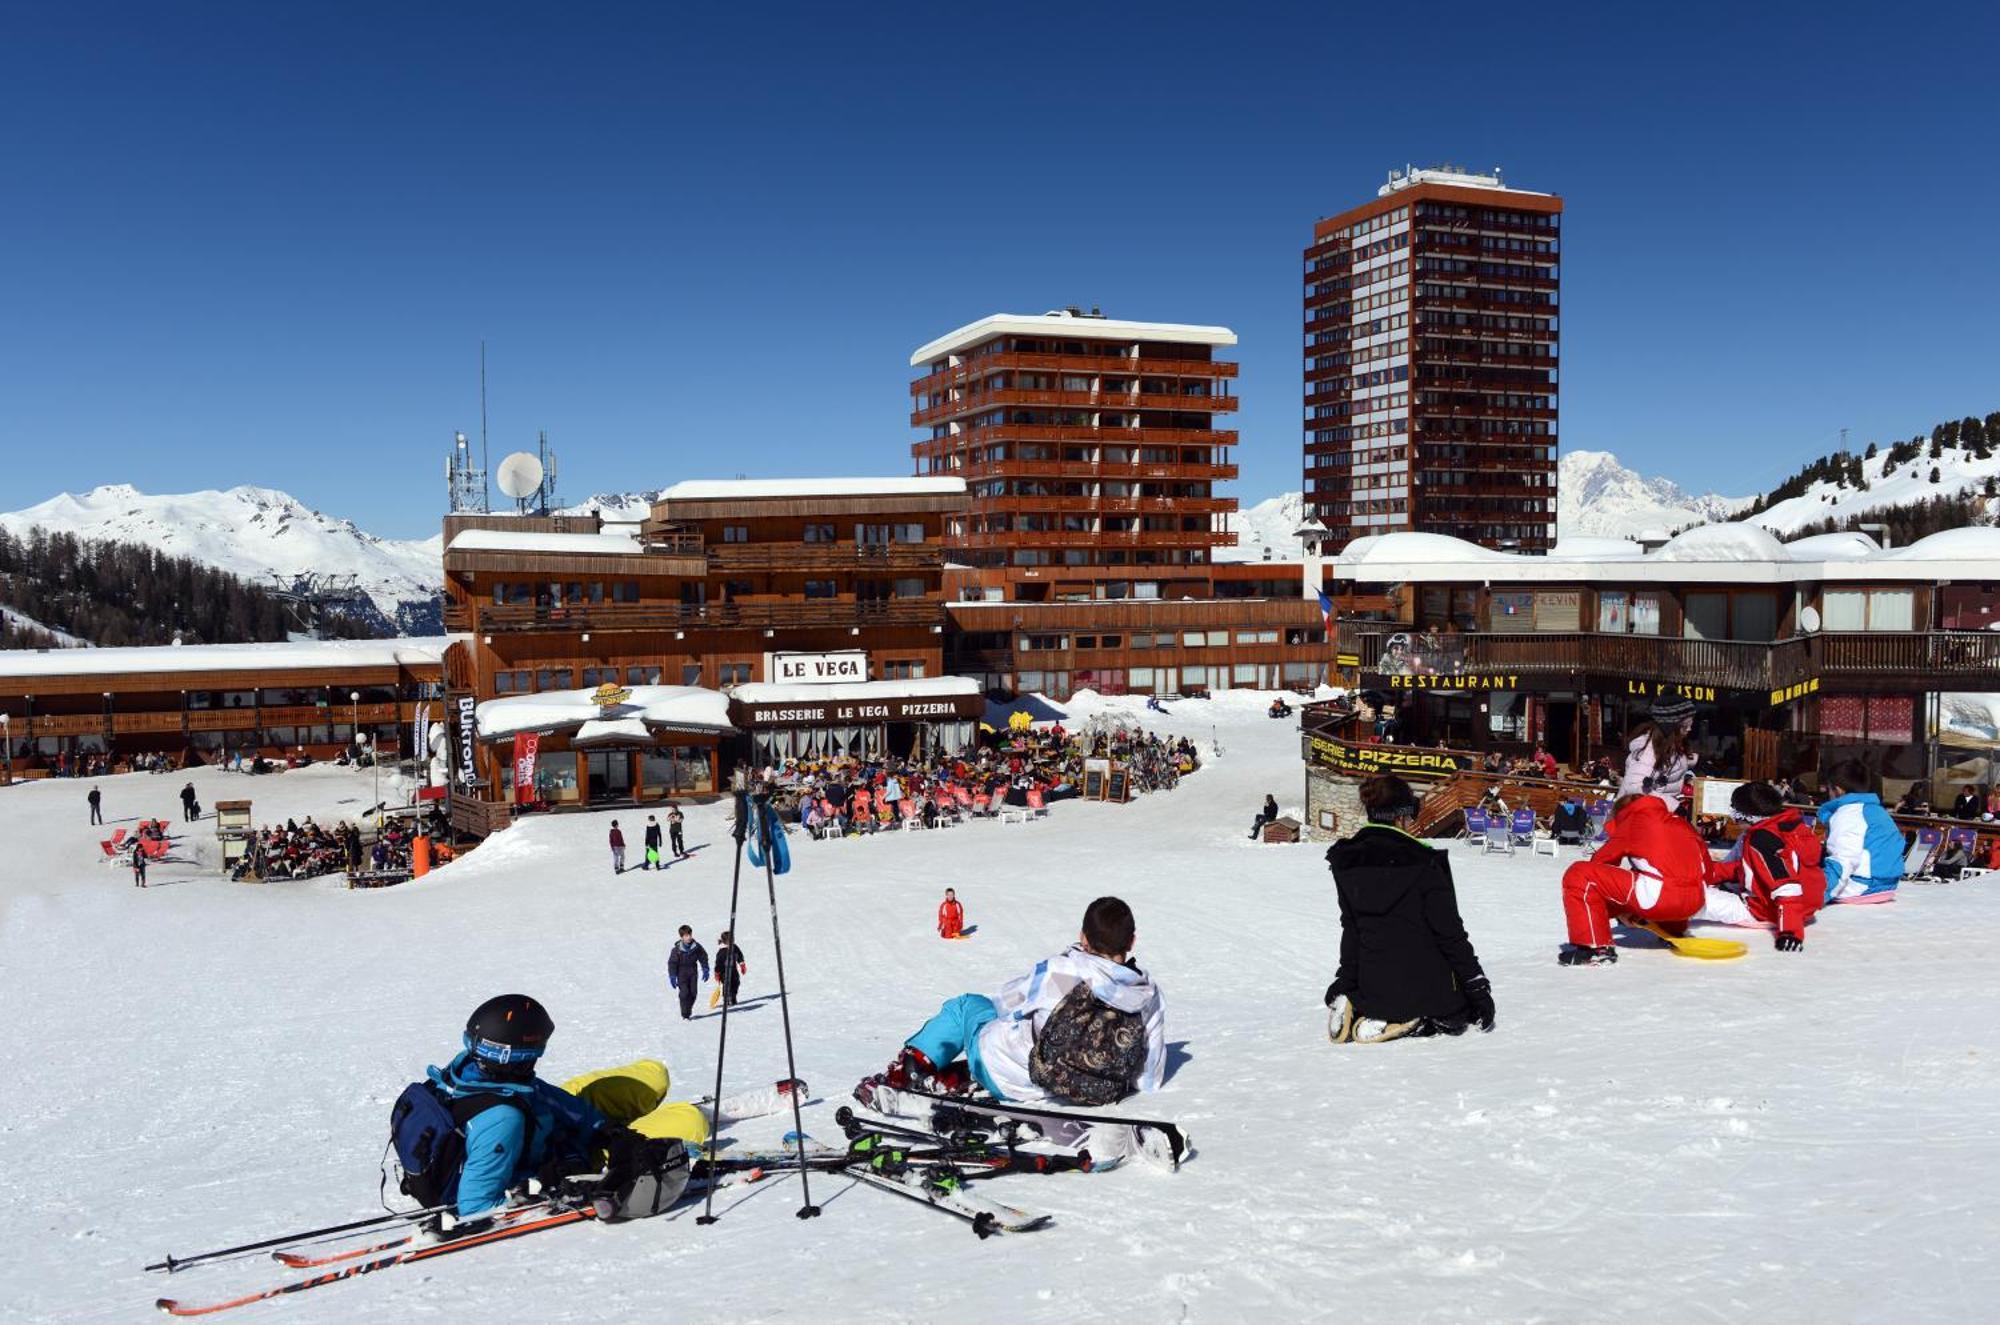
0, 485, 444, 635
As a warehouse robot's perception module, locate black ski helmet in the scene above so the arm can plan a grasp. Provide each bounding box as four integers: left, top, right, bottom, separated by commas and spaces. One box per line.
463, 994, 554, 1075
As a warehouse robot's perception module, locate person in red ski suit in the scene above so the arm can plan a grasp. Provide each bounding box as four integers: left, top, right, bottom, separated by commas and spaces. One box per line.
1558, 794, 1714, 965
937, 888, 965, 939
1699, 781, 1826, 952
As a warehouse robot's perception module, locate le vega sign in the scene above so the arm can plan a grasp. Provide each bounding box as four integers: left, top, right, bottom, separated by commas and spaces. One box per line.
769, 651, 868, 685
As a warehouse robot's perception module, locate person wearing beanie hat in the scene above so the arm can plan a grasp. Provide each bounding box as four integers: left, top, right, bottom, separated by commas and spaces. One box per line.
1323, 774, 1494, 1043
1617, 698, 1699, 811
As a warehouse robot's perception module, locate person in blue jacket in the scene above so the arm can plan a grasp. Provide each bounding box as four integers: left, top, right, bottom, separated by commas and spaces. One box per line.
1815, 758, 1908, 902
426, 994, 613, 1218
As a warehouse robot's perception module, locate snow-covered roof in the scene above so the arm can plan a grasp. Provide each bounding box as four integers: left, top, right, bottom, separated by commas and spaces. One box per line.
1378, 166, 1552, 198
475, 685, 735, 741
1333, 522, 2000, 586
445, 529, 646, 556
0, 636, 448, 681
659, 478, 967, 501
731, 676, 981, 705
911, 312, 1236, 366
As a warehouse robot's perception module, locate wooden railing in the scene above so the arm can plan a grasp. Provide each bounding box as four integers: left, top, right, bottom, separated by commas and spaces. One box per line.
469, 599, 946, 634
1813, 631, 2000, 676
911, 353, 1237, 395
704, 541, 941, 572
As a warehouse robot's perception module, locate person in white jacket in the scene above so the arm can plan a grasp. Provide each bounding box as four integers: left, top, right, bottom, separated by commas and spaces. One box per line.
856, 896, 1166, 1107
1618, 697, 1698, 811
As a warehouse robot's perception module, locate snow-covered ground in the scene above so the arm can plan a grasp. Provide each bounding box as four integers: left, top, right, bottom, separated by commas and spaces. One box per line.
6, 694, 1999, 1322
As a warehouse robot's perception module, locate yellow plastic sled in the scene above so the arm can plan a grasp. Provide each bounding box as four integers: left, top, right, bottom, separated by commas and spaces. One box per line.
1635, 920, 1747, 961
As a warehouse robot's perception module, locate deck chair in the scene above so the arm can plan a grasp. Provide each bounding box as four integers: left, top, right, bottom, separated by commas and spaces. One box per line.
1463, 807, 1491, 841
1026, 786, 1048, 819
1482, 812, 1514, 856
1587, 801, 1613, 845
1510, 808, 1537, 847
144, 835, 170, 860
1901, 827, 1944, 881
898, 800, 922, 830
1939, 826, 1987, 881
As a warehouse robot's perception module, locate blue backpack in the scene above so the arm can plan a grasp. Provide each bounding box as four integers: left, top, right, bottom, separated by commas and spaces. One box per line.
387, 1080, 531, 1210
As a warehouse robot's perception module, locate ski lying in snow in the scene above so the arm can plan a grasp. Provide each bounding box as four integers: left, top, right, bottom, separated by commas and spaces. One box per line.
269, 1201, 557, 1267
156, 1205, 596, 1316
844, 1164, 1051, 1238
711, 1077, 810, 1125
899, 1089, 1189, 1170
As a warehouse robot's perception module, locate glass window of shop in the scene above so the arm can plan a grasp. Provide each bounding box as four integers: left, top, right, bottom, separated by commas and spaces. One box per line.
641, 747, 714, 797
1488, 692, 1525, 740
627, 666, 663, 686
1683, 593, 1729, 641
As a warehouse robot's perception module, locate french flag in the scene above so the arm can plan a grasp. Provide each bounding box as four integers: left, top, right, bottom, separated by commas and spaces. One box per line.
1316, 588, 1335, 635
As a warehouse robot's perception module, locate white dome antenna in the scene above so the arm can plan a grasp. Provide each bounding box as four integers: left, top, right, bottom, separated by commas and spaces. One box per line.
496, 451, 545, 508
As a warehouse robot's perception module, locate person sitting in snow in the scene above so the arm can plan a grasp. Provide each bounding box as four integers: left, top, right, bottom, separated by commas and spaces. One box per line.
1323, 774, 1493, 1043
1558, 792, 1716, 966
1816, 759, 1907, 903
1697, 781, 1826, 951
855, 895, 1165, 1110
937, 887, 965, 940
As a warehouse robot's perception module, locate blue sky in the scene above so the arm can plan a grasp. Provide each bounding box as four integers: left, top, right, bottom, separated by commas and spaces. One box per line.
2, 2, 1995, 537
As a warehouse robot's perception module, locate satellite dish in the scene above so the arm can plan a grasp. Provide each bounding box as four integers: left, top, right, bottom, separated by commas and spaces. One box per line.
1799, 605, 1821, 633
496, 451, 545, 501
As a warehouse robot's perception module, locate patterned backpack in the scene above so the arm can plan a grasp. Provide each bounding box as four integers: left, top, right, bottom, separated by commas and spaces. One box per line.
1028, 982, 1147, 1106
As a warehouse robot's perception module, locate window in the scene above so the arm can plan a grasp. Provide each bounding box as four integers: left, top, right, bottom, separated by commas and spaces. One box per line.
612, 581, 640, 603
1532, 591, 1580, 632
1823, 588, 1915, 631
881, 660, 928, 680
626, 666, 662, 686
893, 578, 926, 599
722, 526, 749, 543
1237, 629, 1279, 645
1132, 633, 1153, 650
536, 668, 575, 691
1099, 635, 1122, 649
1491, 591, 1534, 626
1733, 592, 1778, 642
717, 662, 752, 686
1020, 634, 1070, 652
803, 524, 836, 543
681, 664, 704, 686
1683, 593, 1729, 641
494, 670, 531, 694
1206, 630, 1228, 646
800, 579, 836, 599
1597, 590, 1628, 633
894, 523, 925, 544
581, 667, 621, 687
1182, 631, 1206, 647
1631, 593, 1661, 635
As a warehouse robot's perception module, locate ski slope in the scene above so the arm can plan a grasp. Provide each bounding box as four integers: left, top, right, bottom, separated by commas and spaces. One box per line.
5, 696, 1998, 1322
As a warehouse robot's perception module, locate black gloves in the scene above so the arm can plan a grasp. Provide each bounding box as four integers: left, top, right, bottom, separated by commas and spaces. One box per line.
1463, 975, 1496, 1032
1775, 933, 1804, 953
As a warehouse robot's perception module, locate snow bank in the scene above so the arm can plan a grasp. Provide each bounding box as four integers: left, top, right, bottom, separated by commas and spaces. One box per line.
731, 677, 980, 705
445, 529, 647, 556
660, 478, 966, 500
1650, 522, 1793, 562
476, 685, 735, 738
0, 635, 447, 680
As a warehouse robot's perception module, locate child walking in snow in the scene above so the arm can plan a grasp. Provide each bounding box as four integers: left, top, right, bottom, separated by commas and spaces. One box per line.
666, 926, 710, 1021
609, 820, 626, 874
713, 930, 747, 1007
857, 896, 1165, 1109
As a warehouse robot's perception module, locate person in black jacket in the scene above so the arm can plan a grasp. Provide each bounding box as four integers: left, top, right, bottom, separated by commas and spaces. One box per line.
1323, 773, 1494, 1044
1952, 785, 1984, 820
643, 814, 664, 869
666, 926, 709, 1020
1248, 793, 1281, 840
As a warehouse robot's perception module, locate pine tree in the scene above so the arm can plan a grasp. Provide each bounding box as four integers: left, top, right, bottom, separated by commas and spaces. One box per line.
1930, 465, 1942, 483
1864, 441, 1878, 460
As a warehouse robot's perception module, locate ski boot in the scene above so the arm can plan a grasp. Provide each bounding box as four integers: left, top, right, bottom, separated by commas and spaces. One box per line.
853, 1047, 971, 1115
1558, 944, 1618, 966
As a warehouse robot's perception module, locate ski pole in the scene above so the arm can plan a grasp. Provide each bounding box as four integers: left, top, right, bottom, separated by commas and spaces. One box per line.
146, 1205, 450, 1274
755, 790, 820, 1220
696, 788, 752, 1228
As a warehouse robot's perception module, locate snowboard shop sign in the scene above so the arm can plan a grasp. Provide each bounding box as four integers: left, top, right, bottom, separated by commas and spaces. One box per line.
1305, 734, 1469, 781
767, 650, 868, 685
455, 695, 477, 786
512, 732, 540, 804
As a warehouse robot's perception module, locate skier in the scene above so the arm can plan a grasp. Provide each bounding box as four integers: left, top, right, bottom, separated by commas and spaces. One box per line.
1558, 793, 1715, 966
180, 780, 199, 822
666, 925, 710, 1021
88, 785, 102, 825
668, 804, 687, 859
643, 814, 663, 870
403, 995, 695, 1223
1247, 793, 1280, 840
1323, 774, 1494, 1043
713, 929, 747, 1007
937, 887, 964, 940
855, 895, 1165, 1109
608, 819, 626, 874
130, 836, 148, 888
1698, 780, 1826, 951
1618, 698, 1698, 810
1817, 759, 1907, 902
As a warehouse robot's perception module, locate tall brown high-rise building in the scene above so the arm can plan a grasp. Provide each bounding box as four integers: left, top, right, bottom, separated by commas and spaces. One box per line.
910, 308, 1239, 602
1305, 167, 1562, 551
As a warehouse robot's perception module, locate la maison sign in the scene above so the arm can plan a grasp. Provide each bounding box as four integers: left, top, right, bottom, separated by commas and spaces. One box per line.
769, 651, 868, 685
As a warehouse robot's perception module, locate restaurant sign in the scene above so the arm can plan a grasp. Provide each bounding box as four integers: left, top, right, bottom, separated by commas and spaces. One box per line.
1366, 672, 1521, 692
1769, 676, 1821, 707
734, 694, 983, 726
1613, 679, 1720, 702
1304, 734, 1468, 780
768, 650, 868, 685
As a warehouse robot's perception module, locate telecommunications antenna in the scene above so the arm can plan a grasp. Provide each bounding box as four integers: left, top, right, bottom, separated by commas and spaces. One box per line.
496, 451, 545, 511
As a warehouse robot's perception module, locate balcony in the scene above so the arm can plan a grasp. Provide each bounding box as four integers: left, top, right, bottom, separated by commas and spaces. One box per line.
915, 424, 1237, 452
706, 541, 942, 572
949, 529, 1229, 550
913, 388, 1238, 428
1334, 625, 2000, 694
910, 353, 1236, 395
470, 599, 946, 635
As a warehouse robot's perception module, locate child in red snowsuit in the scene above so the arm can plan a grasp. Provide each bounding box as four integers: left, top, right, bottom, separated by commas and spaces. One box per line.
1559, 794, 1714, 965
1698, 781, 1826, 952
937, 888, 964, 940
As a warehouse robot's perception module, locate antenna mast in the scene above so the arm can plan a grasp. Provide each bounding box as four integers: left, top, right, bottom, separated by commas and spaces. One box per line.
479, 340, 490, 510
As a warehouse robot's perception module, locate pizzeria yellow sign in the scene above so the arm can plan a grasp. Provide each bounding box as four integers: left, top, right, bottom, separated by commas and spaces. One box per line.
1769, 677, 1821, 706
